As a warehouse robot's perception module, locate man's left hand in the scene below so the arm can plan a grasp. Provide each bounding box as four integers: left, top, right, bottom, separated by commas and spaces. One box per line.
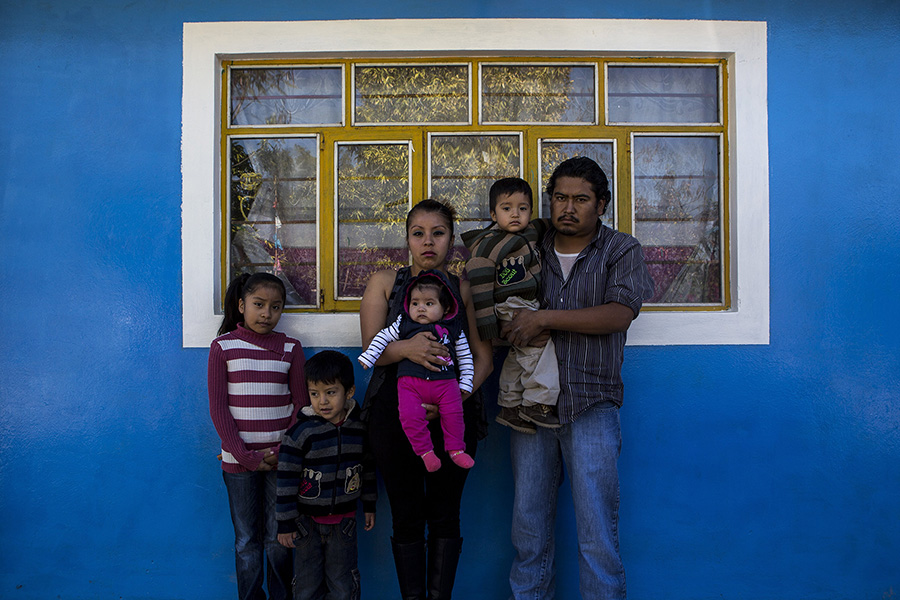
501, 310, 549, 348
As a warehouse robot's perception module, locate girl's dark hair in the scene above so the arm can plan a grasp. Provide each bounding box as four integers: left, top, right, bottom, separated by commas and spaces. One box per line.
218, 272, 287, 335
406, 199, 456, 236
304, 350, 355, 391
546, 156, 612, 215
410, 276, 454, 314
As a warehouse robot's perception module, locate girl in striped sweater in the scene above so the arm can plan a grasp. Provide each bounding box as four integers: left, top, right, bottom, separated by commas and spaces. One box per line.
209, 272, 309, 600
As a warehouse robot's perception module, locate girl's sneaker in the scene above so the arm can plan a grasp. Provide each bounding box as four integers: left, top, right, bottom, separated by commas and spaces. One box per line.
449, 450, 474, 469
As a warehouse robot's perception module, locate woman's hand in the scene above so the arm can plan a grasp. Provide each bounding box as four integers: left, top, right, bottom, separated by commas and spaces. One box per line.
400, 331, 451, 372
422, 403, 439, 420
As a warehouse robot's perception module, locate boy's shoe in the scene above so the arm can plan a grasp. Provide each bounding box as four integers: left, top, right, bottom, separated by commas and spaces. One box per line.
495, 406, 537, 434
519, 404, 562, 429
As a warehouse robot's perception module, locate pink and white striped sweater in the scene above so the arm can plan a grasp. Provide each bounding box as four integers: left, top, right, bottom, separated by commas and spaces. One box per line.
208, 324, 309, 473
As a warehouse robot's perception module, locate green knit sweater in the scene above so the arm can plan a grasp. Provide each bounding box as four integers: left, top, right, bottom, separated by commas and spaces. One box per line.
461, 219, 549, 341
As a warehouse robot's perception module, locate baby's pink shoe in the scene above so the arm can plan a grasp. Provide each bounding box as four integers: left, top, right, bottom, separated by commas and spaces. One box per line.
421, 450, 441, 472
449, 450, 474, 469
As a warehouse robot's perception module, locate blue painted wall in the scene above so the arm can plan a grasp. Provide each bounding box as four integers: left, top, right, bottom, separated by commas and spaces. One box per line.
1, 1, 898, 598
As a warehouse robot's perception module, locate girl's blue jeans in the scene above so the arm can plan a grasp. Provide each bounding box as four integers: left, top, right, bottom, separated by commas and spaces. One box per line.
223, 470, 293, 600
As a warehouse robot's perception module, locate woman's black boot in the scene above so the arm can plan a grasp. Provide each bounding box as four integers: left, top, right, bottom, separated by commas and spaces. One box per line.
391, 537, 427, 600
427, 537, 463, 600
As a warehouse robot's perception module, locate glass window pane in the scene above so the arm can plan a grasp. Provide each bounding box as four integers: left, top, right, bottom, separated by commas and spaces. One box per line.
482, 65, 595, 124
429, 134, 521, 271
230, 67, 343, 126
354, 65, 469, 124
633, 135, 721, 304
229, 137, 318, 306
539, 141, 615, 223
336, 143, 411, 298
607, 66, 719, 124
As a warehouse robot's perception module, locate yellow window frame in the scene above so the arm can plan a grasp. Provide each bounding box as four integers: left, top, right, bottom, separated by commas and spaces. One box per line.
220, 56, 730, 313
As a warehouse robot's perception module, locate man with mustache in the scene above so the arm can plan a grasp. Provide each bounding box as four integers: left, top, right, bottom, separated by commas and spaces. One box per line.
501, 156, 653, 600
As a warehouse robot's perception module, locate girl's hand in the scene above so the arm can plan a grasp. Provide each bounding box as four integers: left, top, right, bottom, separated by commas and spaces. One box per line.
277, 533, 296, 548
261, 448, 279, 469
364, 512, 375, 531
263, 449, 278, 466
402, 331, 451, 372
256, 448, 278, 471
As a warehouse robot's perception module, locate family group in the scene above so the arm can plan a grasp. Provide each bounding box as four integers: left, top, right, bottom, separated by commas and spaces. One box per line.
209, 157, 654, 600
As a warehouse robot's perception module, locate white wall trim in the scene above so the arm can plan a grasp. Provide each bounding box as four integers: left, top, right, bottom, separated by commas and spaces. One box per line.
182, 18, 769, 347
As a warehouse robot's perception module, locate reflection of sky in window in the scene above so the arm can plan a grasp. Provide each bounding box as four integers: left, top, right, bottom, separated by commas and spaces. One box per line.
633, 136, 719, 223
633, 135, 721, 304
231, 68, 343, 126
562, 67, 596, 122
608, 66, 718, 124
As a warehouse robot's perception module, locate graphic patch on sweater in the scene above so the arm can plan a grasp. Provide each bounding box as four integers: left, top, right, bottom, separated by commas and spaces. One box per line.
497, 255, 527, 287
299, 468, 322, 499
344, 464, 362, 494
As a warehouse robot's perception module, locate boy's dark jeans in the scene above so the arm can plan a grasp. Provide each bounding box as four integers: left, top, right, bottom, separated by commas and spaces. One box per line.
291, 514, 361, 600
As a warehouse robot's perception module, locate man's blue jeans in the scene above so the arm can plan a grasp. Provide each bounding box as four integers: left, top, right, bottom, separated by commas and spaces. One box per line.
508, 405, 626, 600
222, 470, 293, 600
291, 514, 360, 600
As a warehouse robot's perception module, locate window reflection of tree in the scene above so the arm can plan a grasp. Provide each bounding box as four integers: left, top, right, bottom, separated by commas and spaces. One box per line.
229, 138, 317, 306
337, 143, 410, 298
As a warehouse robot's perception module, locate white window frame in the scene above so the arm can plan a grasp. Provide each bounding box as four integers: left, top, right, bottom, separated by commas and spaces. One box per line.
182, 18, 769, 347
